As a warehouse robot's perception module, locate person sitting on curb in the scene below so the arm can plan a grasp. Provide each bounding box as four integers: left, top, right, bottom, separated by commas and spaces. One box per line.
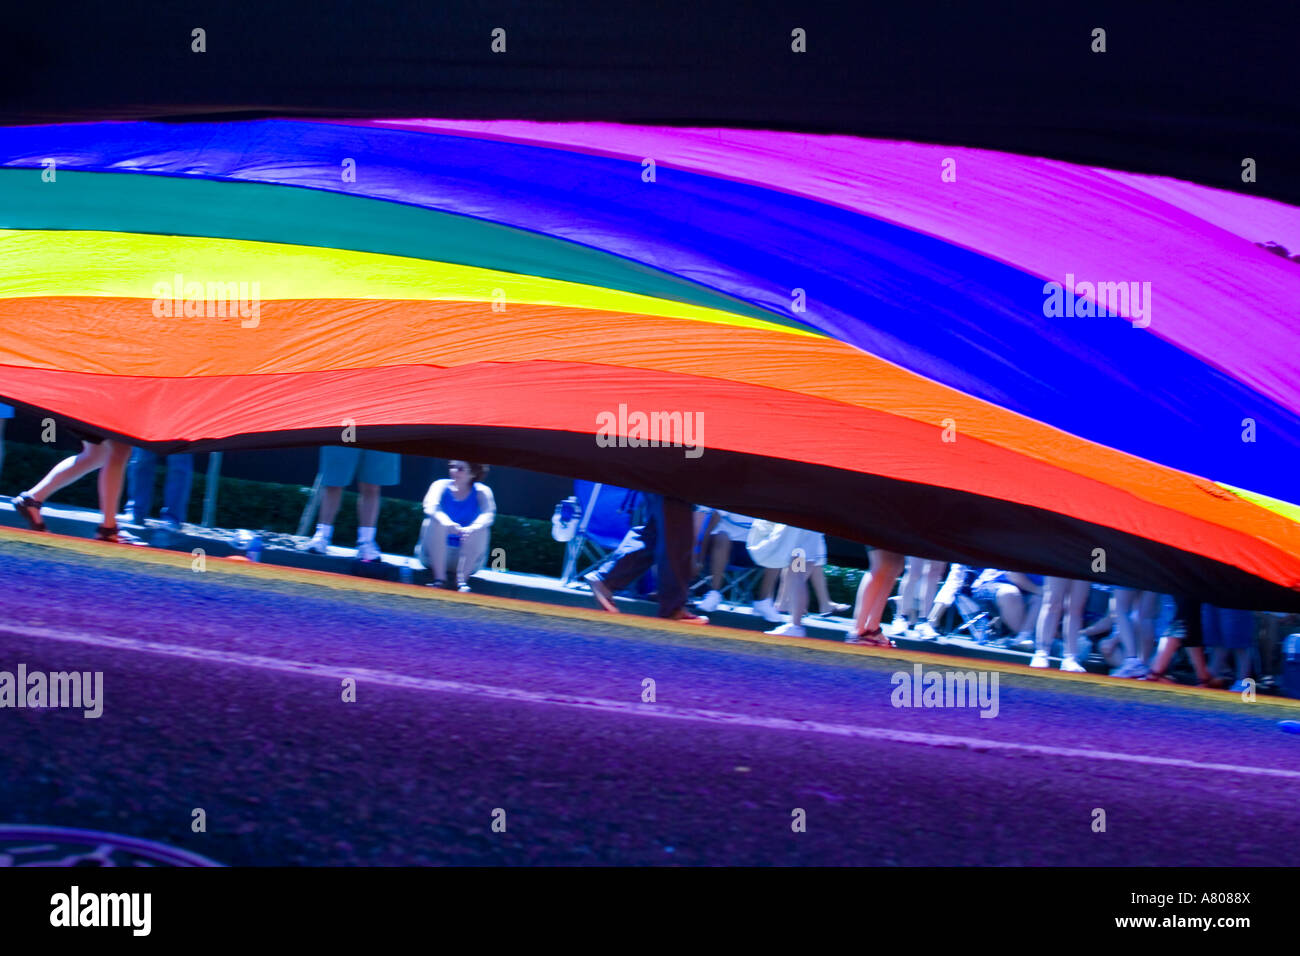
420, 461, 496, 591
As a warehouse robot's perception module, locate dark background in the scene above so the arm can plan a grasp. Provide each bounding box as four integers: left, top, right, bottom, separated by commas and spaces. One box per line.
1, 1, 1297, 202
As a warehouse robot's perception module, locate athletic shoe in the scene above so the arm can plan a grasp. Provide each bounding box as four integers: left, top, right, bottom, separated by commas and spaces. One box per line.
913, 620, 940, 640
584, 573, 620, 613
1110, 657, 1149, 679
752, 597, 783, 623
697, 589, 723, 613
766, 623, 806, 637
883, 618, 911, 638
302, 532, 331, 554
11, 493, 46, 532
1060, 655, 1087, 673
1012, 633, 1037, 652
1029, 650, 1050, 668
356, 540, 381, 562
457, 583, 472, 593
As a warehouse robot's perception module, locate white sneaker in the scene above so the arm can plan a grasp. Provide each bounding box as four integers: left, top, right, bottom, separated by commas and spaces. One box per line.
1029, 650, 1049, 668
766, 623, 806, 637
1110, 657, 1149, 679
883, 618, 911, 637
698, 589, 723, 613
356, 540, 381, 562
302, 532, 331, 554
913, 621, 940, 640
752, 597, 783, 623
1060, 655, 1087, 673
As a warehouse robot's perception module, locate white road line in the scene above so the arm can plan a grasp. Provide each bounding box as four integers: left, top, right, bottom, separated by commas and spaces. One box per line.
5, 622, 1297, 780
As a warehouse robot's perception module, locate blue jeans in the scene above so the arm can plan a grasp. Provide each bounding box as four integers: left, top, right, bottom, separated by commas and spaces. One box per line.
592, 494, 693, 617
128, 449, 195, 524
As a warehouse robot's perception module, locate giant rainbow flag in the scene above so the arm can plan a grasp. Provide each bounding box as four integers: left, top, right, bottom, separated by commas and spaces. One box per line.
1, 119, 1298, 607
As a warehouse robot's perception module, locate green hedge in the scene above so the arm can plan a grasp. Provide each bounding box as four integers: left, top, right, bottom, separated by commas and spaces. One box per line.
823, 564, 865, 608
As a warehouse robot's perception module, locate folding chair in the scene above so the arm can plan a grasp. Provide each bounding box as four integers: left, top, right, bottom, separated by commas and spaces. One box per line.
929, 565, 997, 642
559, 481, 640, 585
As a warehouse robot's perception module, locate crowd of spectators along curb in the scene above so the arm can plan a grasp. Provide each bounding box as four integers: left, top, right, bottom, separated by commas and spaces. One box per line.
3, 419, 1294, 694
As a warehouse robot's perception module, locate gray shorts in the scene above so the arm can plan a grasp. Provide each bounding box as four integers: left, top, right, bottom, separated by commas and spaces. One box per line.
319, 446, 401, 487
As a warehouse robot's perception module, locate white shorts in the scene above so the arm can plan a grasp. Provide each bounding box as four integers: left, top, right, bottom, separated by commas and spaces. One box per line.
747, 522, 826, 569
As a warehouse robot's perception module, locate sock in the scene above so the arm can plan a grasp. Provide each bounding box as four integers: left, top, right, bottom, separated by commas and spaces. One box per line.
314, 523, 333, 541
357, 526, 376, 544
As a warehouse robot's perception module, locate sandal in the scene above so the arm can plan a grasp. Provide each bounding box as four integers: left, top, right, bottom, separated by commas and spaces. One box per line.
11, 493, 46, 531
849, 626, 893, 648
95, 525, 143, 545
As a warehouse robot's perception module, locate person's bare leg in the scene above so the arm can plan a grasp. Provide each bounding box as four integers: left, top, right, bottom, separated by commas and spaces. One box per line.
897, 557, 920, 624
1035, 578, 1064, 654
920, 561, 945, 616
853, 549, 905, 634
1112, 589, 1137, 659
1150, 636, 1178, 674
26, 442, 107, 502
317, 485, 344, 525
810, 564, 834, 612
1083, 614, 1113, 638
757, 567, 779, 601
1152, 627, 1213, 685
456, 527, 488, 585
788, 568, 809, 628
423, 517, 451, 581
997, 586, 1027, 634
1022, 591, 1043, 632
1063, 579, 1089, 658
926, 600, 951, 628
710, 533, 729, 590
357, 482, 381, 528
1187, 647, 1213, 684
97, 441, 133, 527
1136, 591, 1159, 660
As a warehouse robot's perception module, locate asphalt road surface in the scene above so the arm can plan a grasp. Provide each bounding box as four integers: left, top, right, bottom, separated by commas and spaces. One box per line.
1, 531, 1297, 866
